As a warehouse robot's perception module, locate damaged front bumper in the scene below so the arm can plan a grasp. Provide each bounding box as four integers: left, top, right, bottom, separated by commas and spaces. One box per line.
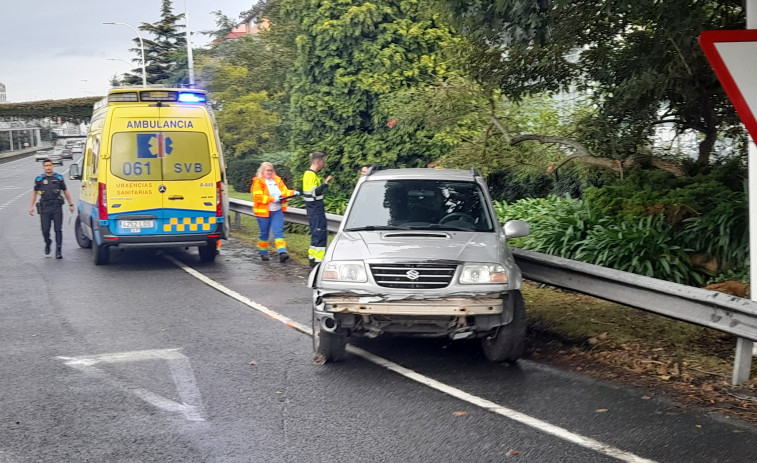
313, 291, 516, 339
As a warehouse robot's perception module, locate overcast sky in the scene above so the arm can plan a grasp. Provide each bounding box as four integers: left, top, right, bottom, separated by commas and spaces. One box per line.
0, 0, 255, 103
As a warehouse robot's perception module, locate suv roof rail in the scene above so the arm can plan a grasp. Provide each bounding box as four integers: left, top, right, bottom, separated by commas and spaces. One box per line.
365, 165, 381, 176
470, 166, 482, 177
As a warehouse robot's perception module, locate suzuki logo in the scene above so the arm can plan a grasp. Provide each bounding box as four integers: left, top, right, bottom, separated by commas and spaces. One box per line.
406, 270, 420, 280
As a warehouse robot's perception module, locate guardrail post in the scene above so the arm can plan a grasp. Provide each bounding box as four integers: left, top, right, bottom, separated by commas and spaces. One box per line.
233, 211, 241, 229
732, 338, 754, 385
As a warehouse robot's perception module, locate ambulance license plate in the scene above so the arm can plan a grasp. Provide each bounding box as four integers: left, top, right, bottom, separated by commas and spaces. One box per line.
121, 220, 154, 229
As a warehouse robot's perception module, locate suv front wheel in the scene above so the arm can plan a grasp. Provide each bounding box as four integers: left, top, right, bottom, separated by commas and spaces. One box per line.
312, 310, 348, 364
481, 291, 526, 362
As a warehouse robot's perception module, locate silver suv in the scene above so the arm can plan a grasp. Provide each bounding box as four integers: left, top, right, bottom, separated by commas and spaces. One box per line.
309, 167, 530, 363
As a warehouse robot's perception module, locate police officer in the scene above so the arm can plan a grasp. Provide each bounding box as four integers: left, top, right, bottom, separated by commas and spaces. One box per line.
29, 158, 75, 259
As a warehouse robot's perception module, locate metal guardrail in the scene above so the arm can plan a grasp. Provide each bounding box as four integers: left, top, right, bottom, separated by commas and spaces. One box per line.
229, 197, 342, 230
228, 198, 756, 383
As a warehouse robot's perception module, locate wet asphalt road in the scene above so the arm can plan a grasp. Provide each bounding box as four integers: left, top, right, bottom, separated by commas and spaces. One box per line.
1, 154, 757, 463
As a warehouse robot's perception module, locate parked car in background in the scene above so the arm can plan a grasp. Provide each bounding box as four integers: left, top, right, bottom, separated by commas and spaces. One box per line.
35, 150, 51, 162
69, 146, 83, 160
46, 149, 64, 166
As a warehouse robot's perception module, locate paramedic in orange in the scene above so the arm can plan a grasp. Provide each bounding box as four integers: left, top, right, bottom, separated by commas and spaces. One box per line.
251, 162, 299, 262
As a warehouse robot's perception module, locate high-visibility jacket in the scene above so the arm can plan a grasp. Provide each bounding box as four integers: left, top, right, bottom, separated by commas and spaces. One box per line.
251, 175, 296, 217
302, 169, 328, 202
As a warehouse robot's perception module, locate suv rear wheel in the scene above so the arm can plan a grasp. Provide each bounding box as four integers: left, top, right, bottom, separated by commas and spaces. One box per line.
481, 291, 526, 362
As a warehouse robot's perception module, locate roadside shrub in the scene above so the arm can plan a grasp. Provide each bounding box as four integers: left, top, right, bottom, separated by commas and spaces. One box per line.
324, 194, 350, 215
679, 186, 748, 271
494, 195, 599, 255
227, 157, 259, 193
574, 215, 704, 285
494, 195, 708, 286
227, 151, 295, 194
487, 169, 553, 203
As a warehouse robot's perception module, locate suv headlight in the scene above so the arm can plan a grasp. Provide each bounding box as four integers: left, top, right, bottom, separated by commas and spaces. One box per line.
459, 263, 508, 284
322, 261, 368, 282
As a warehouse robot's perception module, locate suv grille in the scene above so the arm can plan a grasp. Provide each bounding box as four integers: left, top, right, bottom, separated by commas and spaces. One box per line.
370, 263, 458, 289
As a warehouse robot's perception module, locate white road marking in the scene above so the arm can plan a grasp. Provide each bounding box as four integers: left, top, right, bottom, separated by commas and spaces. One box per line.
57, 348, 206, 422
166, 254, 659, 463
0, 191, 30, 212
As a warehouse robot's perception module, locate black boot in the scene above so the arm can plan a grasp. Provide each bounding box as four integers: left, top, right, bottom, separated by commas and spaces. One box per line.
55, 246, 62, 259
260, 253, 270, 261
44, 240, 51, 255
279, 252, 289, 263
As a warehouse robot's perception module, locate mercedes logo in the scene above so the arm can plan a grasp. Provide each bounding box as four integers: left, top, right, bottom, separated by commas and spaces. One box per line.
406, 270, 420, 280
158, 185, 167, 193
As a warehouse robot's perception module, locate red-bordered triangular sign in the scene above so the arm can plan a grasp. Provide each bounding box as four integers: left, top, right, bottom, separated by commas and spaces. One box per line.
699, 30, 757, 141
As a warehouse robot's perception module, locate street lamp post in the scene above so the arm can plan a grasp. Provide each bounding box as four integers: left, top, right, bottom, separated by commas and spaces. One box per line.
185, 0, 195, 86
103, 22, 147, 87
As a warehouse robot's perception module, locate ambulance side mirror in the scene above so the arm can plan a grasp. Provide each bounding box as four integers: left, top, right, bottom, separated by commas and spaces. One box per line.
69, 163, 82, 180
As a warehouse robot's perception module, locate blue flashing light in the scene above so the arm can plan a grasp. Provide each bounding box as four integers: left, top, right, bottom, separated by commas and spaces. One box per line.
178, 92, 206, 103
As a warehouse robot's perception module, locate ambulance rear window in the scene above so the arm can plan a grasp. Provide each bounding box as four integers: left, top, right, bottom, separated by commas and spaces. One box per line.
110, 132, 212, 181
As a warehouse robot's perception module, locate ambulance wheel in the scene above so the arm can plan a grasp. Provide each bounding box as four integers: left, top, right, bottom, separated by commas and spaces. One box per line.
93, 243, 110, 265
75, 217, 92, 249
199, 240, 217, 262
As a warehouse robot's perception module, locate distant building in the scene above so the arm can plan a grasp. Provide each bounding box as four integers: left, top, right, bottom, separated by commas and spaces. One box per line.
224, 16, 269, 40
0, 82, 7, 103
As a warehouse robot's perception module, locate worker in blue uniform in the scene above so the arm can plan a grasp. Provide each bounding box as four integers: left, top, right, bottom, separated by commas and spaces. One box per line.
29, 159, 75, 259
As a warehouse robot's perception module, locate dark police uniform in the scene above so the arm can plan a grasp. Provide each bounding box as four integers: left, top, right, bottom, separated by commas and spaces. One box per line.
34, 172, 67, 254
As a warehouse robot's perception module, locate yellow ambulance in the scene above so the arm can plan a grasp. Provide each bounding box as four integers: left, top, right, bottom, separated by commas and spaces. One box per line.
70, 88, 229, 265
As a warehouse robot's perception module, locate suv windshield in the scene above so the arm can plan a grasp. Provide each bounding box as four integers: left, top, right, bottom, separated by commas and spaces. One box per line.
344, 179, 494, 232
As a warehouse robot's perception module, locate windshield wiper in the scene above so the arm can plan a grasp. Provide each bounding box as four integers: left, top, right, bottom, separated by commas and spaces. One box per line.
344, 225, 409, 231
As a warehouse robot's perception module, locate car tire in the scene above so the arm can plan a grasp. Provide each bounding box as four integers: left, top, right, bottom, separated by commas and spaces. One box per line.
481, 291, 526, 362
75, 216, 92, 249
93, 242, 110, 265
198, 239, 218, 262
312, 309, 348, 364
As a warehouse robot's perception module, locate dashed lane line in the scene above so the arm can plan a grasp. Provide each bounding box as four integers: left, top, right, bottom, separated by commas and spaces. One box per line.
166, 254, 658, 463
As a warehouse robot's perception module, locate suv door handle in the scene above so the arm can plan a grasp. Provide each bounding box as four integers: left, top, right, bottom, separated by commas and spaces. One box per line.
168, 195, 184, 200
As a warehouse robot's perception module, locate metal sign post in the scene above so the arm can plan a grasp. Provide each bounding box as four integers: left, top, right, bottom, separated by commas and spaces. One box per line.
700, 5, 757, 384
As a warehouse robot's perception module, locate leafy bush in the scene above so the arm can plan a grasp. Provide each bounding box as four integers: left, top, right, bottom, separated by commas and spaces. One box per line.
494, 195, 709, 286
679, 187, 749, 271
227, 157, 259, 193
494, 195, 599, 254
574, 215, 704, 285
324, 194, 350, 215
227, 151, 295, 194
487, 169, 553, 203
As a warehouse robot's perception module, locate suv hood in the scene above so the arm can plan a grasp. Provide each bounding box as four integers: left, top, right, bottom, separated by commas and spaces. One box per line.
330, 230, 505, 262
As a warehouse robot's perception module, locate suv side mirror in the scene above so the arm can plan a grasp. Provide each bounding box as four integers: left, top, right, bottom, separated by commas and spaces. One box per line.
504, 219, 530, 239
69, 163, 82, 180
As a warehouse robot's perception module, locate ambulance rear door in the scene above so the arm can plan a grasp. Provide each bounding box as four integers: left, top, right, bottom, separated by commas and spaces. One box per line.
107, 104, 217, 237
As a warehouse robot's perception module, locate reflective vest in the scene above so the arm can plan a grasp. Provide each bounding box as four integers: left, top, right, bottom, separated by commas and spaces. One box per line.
302, 169, 325, 202
251, 175, 295, 217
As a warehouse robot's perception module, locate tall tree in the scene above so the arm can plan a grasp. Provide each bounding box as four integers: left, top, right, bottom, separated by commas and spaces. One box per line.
273, 0, 458, 193
123, 0, 187, 86
442, 0, 747, 169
